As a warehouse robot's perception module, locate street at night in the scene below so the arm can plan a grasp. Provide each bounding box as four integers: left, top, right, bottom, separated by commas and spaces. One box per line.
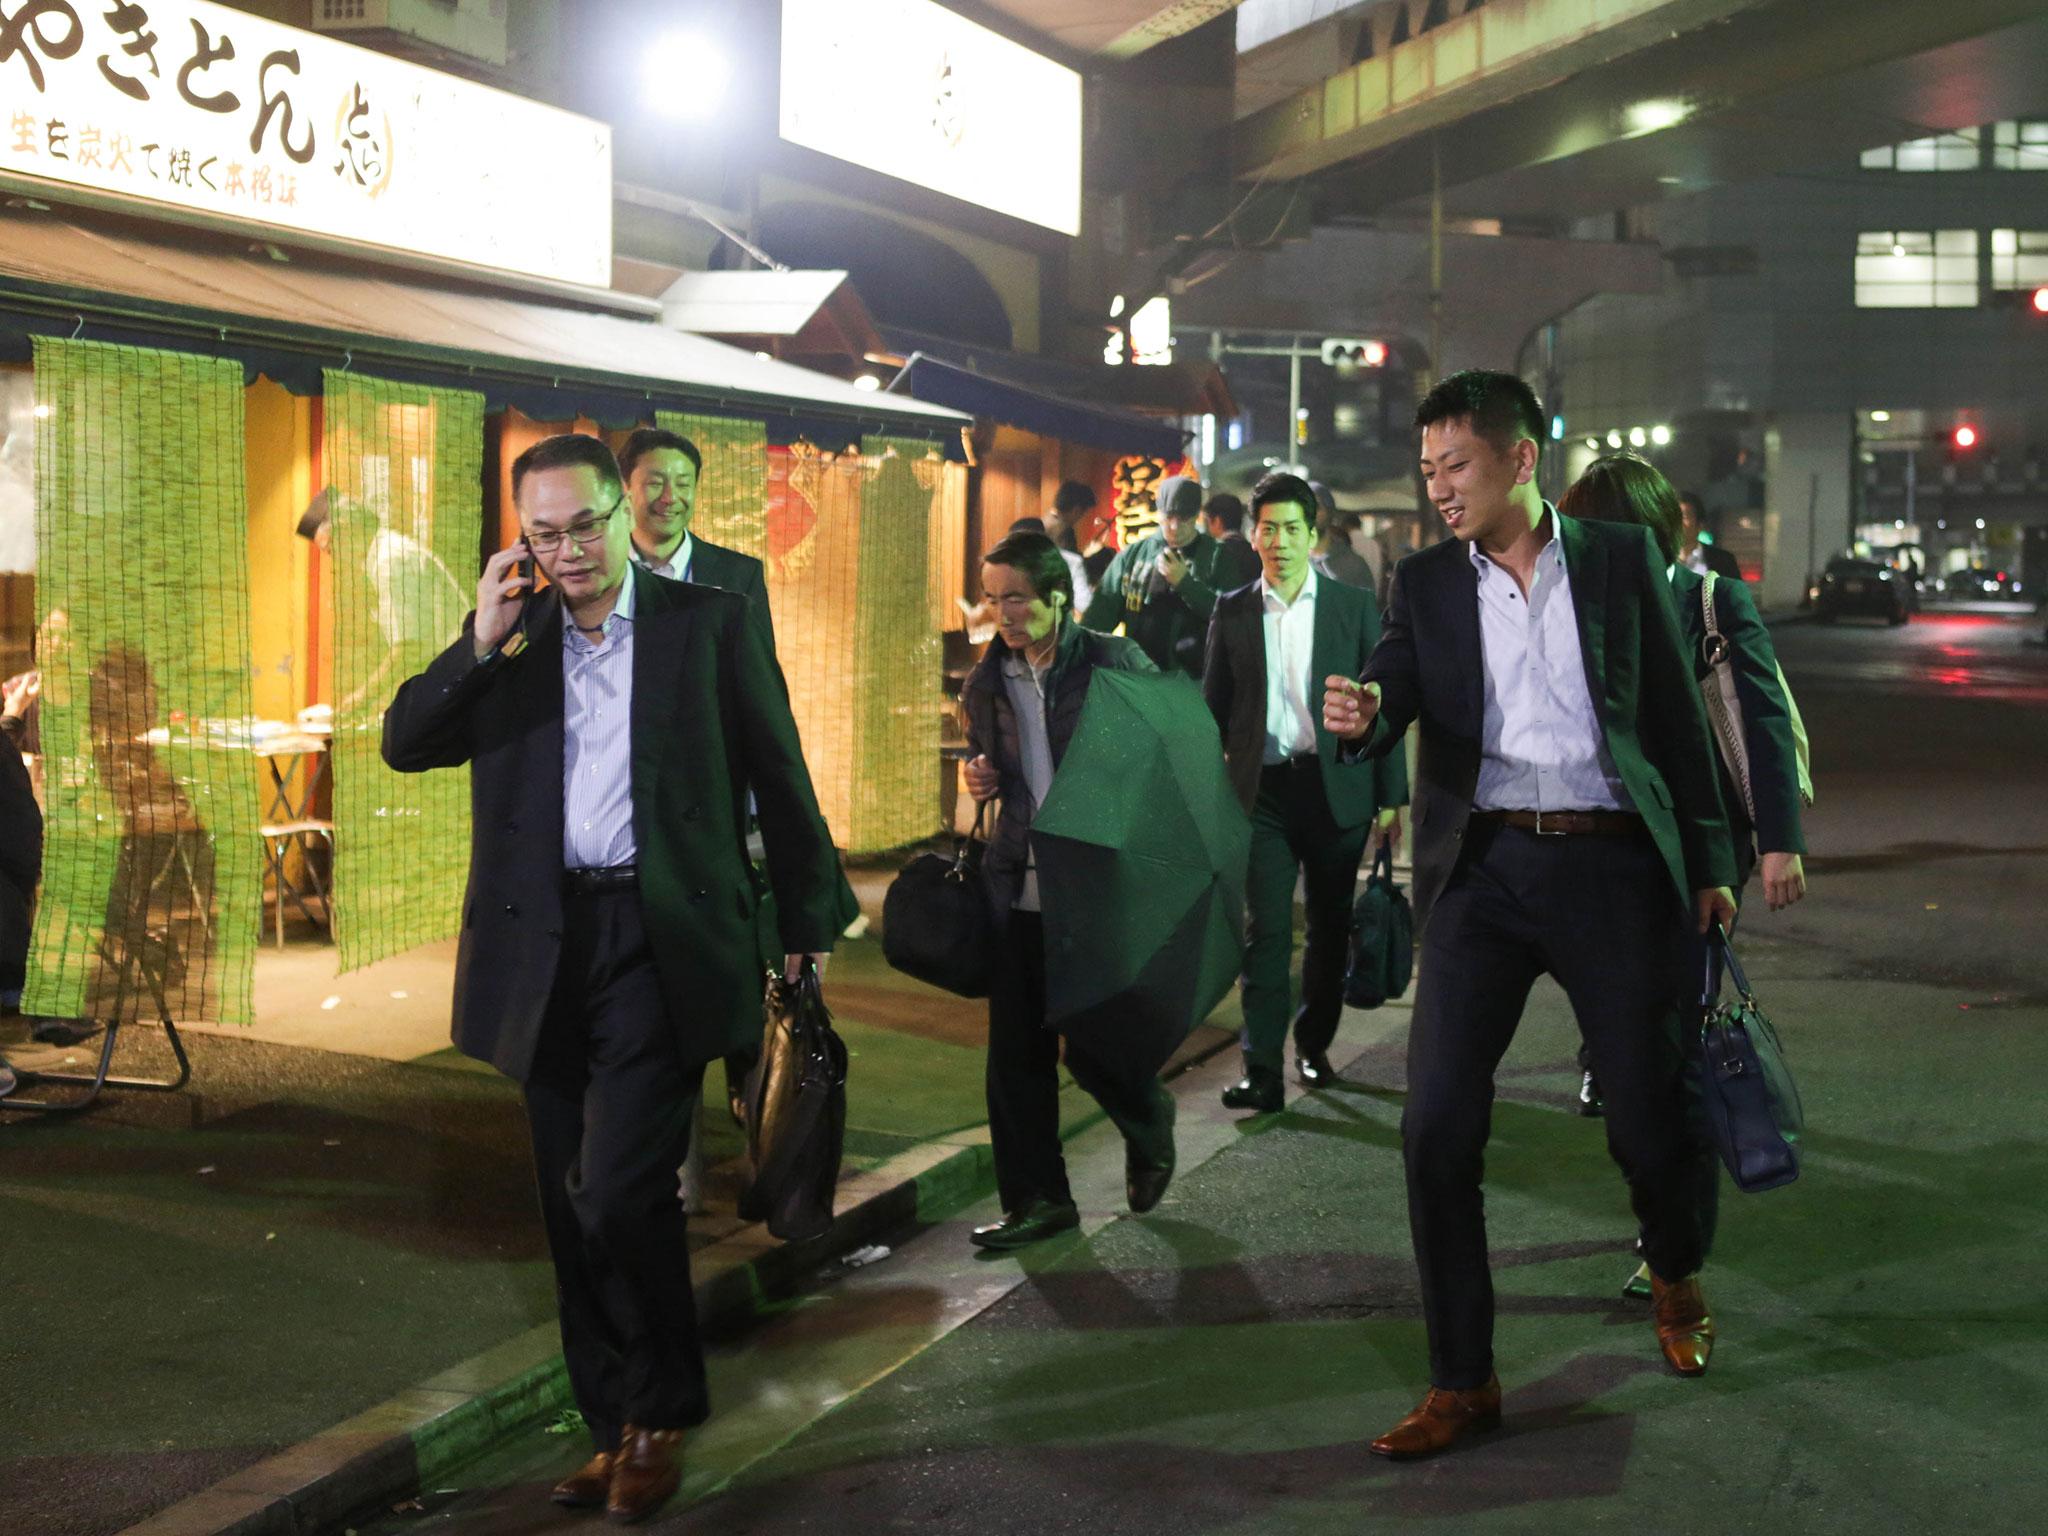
6, 1, 2048, 1532
323, 610, 2048, 1536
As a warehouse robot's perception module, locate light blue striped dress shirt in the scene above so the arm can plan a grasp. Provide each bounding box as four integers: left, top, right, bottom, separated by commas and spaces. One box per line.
1469, 518, 1632, 813
561, 567, 638, 870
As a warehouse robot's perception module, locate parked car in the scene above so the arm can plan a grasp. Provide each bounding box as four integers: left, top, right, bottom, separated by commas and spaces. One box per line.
1813, 557, 1910, 624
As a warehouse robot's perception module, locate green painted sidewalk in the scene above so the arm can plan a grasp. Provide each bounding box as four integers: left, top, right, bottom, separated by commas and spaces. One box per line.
0, 922, 1241, 1536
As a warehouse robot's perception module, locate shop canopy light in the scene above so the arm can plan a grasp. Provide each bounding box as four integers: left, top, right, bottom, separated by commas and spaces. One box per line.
646, 32, 732, 120
853, 374, 882, 392
1627, 99, 1691, 134
1870, 410, 1891, 422
1650, 424, 1672, 446
1606, 430, 1624, 448
1628, 427, 1649, 448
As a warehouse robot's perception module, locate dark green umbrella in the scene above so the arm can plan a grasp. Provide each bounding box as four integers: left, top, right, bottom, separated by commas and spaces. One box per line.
1029, 668, 1251, 1081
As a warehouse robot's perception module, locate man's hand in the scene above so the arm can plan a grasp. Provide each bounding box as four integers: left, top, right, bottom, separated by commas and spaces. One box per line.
783, 952, 828, 984
963, 753, 1000, 804
1322, 675, 1381, 741
1695, 885, 1738, 935
1158, 546, 1189, 589
1369, 805, 1403, 860
1759, 851, 1807, 911
472, 542, 533, 660
2, 669, 40, 721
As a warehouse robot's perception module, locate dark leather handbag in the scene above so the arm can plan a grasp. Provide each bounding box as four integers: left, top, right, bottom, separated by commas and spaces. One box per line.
1343, 842, 1413, 1009
1693, 925, 1804, 1193
881, 802, 994, 997
740, 962, 848, 1243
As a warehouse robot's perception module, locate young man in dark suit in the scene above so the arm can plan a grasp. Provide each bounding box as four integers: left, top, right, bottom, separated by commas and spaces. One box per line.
621, 427, 775, 644
1203, 472, 1407, 1112
383, 434, 852, 1523
1321, 372, 1738, 1460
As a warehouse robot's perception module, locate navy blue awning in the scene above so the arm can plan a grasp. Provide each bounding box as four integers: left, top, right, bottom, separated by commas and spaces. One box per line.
887, 353, 1187, 459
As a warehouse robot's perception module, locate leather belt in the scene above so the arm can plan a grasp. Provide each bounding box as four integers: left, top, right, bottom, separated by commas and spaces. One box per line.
563, 865, 639, 894
1472, 809, 1646, 838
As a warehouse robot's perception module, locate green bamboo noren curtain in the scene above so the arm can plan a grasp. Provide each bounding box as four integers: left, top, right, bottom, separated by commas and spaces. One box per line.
853, 437, 943, 852
324, 370, 482, 972
657, 411, 768, 559
25, 337, 263, 1025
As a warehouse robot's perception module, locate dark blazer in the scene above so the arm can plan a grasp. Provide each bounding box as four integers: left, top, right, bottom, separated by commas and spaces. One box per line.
1203, 575, 1409, 826
960, 620, 1156, 921
1081, 531, 1230, 677
1694, 542, 1743, 582
1670, 565, 1806, 864
382, 567, 852, 1081
689, 536, 775, 649
0, 740, 39, 994
1352, 514, 1737, 929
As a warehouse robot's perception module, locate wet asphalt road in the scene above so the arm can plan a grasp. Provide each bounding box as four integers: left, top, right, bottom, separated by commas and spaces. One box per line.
340, 608, 2048, 1536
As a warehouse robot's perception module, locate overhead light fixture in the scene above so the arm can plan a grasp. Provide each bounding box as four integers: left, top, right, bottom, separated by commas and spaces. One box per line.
1628, 426, 1649, 448
753, 350, 773, 363
1626, 99, 1690, 134
644, 32, 732, 121
1870, 410, 1891, 423
1606, 430, 1624, 449
1892, 242, 1906, 258
853, 373, 881, 392
1584, 437, 1600, 451
1650, 424, 1672, 446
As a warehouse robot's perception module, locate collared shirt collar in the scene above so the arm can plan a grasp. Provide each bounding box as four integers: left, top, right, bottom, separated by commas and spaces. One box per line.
632, 531, 693, 579
1259, 564, 1319, 612
1468, 503, 1564, 577
563, 563, 637, 649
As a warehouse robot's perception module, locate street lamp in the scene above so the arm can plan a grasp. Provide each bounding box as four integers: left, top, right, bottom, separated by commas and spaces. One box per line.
644, 32, 733, 120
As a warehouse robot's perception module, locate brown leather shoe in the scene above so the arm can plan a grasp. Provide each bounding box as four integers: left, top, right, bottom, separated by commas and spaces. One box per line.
1369, 1375, 1503, 1460
605, 1425, 684, 1524
550, 1449, 613, 1509
1651, 1272, 1716, 1376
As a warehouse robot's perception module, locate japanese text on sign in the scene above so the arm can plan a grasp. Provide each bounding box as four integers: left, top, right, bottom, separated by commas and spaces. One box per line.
0, 0, 611, 286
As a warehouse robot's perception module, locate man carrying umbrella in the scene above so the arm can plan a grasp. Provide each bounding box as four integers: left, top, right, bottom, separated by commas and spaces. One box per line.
961, 531, 1226, 1249
1204, 471, 1407, 1113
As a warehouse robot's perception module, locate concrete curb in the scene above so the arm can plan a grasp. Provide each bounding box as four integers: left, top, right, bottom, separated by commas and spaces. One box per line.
114, 1028, 1238, 1536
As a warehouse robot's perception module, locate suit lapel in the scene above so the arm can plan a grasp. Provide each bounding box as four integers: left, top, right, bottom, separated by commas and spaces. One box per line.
1439, 544, 1484, 735
1558, 512, 1610, 719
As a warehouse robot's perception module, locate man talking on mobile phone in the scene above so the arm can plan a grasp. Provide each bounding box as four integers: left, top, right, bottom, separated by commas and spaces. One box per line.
382, 433, 852, 1524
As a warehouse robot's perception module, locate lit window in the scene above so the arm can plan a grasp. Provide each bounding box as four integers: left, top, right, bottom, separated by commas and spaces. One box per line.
1860, 128, 1980, 172
1991, 229, 2048, 289
1855, 230, 1979, 308
1992, 121, 2048, 170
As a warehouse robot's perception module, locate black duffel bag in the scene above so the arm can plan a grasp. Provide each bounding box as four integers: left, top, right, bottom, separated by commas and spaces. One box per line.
1343, 842, 1413, 1009
882, 802, 994, 997
740, 962, 849, 1243
1693, 924, 1804, 1194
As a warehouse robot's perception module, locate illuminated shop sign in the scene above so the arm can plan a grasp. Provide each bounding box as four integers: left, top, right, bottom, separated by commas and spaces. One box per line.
779, 0, 1082, 237
0, 0, 612, 286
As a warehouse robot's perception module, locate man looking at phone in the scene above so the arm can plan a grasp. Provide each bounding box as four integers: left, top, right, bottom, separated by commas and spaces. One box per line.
383, 434, 852, 1524
1081, 474, 1232, 677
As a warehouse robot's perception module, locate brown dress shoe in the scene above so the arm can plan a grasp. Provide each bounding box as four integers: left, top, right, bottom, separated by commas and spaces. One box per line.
550, 1449, 613, 1508
1370, 1375, 1503, 1460
606, 1425, 684, 1524
1651, 1272, 1716, 1376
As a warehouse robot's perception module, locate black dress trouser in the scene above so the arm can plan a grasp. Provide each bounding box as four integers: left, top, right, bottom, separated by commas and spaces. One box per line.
985, 910, 1168, 1213
1405, 822, 1711, 1390
524, 886, 708, 1451
1240, 757, 1371, 1074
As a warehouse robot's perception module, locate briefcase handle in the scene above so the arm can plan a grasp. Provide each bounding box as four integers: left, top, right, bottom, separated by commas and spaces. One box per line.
1701, 922, 1756, 1009
948, 801, 990, 880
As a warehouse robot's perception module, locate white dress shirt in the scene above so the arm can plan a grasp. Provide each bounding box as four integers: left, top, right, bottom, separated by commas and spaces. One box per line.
999, 646, 1057, 911
1260, 567, 1319, 764
632, 532, 694, 582
1469, 516, 1631, 812
561, 567, 638, 869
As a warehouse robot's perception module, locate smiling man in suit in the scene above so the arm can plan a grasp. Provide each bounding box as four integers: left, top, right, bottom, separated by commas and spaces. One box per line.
1204, 471, 1406, 1113
1321, 371, 1737, 1461
383, 433, 851, 1523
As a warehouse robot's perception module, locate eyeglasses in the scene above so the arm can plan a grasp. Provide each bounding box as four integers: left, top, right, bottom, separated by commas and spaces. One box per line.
523, 493, 624, 556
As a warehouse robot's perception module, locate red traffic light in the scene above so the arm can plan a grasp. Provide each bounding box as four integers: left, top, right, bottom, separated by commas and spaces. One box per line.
1953, 423, 1979, 450
2033, 286, 2048, 315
